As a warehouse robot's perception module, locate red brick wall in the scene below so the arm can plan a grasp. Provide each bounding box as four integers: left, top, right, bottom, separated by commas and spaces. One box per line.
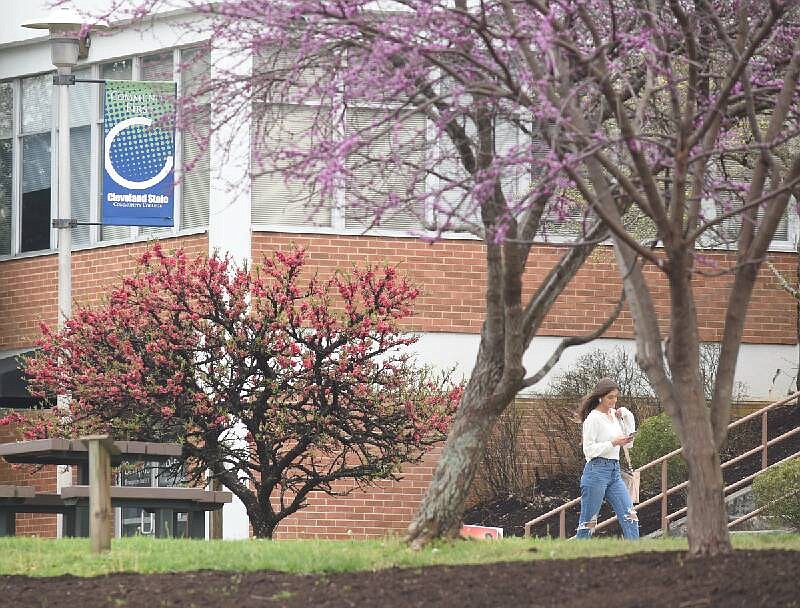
1, 232, 797, 539
251, 233, 798, 344
1, 234, 796, 349
0, 235, 208, 350
274, 446, 442, 539
0, 419, 57, 537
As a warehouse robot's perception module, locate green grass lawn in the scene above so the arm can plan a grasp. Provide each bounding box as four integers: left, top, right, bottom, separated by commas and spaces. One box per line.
1, 534, 798, 577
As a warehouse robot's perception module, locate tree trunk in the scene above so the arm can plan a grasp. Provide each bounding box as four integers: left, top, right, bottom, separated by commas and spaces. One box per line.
248, 508, 277, 539
406, 360, 502, 548
680, 397, 732, 555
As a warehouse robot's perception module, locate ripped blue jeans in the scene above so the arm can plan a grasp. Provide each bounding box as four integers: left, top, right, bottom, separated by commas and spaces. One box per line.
575, 457, 639, 539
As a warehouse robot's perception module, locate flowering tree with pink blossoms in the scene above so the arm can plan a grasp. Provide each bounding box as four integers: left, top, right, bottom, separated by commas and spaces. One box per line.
3, 245, 461, 538
66, 0, 800, 554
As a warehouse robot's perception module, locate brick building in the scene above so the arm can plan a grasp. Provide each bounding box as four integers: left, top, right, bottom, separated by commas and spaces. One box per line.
1, 2, 798, 540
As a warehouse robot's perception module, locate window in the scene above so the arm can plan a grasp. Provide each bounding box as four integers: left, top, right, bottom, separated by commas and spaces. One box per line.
179, 47, 211, 230
701, 158, 791, 248
0, 47, 210, 259
70, 67, 93, 247
252, 104, 332, 227
0, 83, 12, 255
345, 108, 426, 230
117, 461, 195, 538
20, 74, 52, 253
250, 50, 427, 232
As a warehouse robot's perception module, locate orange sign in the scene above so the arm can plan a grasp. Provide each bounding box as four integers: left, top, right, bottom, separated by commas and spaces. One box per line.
460, 524, 503, 539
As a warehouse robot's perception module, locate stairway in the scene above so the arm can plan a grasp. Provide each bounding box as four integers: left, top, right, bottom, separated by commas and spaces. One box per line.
524, 392, 800, 539
648, 486, 794, 537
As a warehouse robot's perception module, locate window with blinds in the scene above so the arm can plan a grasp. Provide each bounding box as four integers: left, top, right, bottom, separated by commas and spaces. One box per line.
70, 67, 92, 246
344, 108, 426, 231
432, 120, 478, 233
21, 74, 52, 252
179, 48, 210, 231
436, 116, 556, 237
0, 82, 12, 255
703, 159, 790, 247
251, 103, 332, 227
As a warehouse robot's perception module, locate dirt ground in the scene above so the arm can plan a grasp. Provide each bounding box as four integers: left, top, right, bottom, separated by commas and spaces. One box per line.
2, 549, 798, 607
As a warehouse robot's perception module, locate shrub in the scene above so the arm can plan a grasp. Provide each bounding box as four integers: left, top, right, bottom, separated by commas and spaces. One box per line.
629, 413, 687, 494
471, 401, 538, 503
751, 458, 800, 530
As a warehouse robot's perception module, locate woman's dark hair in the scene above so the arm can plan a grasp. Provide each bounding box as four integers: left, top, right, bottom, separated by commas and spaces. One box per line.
577, 378, 620, 421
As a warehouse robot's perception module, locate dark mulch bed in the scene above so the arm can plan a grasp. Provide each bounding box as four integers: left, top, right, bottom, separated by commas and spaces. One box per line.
2, 549, 797, 607
464, 404, 800, 538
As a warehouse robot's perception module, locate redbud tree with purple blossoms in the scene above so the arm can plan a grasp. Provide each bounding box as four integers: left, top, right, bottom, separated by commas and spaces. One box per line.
71, 0, 800, 554
4, 245, 461, 538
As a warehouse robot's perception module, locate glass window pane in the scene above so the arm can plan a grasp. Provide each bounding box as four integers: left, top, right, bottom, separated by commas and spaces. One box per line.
180, 48, 210, 229
156, 461, 184, 487
22, 74, 52, 134
69, 68, 92, 128
0, 83, 12, 255
0, 138, 11, 255
101, 59, 132, 81
251, 104, 331, 227
0, 82, 12, 139
142, 52, 174, 82
180, 109, 209, 229
180, 48, 209, 102
21, 132, 51, 252
345, 108, 426, 231
70, 125, 91, 246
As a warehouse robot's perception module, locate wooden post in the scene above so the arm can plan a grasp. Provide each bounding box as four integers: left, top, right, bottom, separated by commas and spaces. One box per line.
209, 477, 223, 539
661, 460, 669, 534
81, 435, 120, 553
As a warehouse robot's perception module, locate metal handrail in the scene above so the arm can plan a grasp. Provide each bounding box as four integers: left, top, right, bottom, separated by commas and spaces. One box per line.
658, 451, 800, 527
523, 390, 800, 538
728, 483, 800, 529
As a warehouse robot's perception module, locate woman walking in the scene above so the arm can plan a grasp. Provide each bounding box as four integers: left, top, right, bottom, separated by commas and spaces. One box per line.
575, 378, 639, 539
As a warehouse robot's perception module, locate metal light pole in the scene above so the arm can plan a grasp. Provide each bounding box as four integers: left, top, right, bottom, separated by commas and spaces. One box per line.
22, 11, 91, 540
22, 11, 86, 340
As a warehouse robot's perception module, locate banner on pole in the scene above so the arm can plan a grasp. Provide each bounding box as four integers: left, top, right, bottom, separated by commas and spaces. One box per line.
102, 80, 177, 227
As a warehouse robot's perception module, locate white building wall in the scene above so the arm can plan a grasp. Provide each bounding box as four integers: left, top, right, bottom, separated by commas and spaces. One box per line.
207, 44, 252, 540
410, 333, 799, 402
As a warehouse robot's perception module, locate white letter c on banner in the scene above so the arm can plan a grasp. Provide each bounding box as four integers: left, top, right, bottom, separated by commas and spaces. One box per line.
104, 116, 174, 190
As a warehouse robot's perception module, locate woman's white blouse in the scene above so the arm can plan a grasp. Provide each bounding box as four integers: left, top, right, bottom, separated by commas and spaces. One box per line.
582, 407, 636, 462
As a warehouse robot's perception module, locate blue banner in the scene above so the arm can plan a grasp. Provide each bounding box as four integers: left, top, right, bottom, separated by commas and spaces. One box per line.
102, 80, 177, 227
